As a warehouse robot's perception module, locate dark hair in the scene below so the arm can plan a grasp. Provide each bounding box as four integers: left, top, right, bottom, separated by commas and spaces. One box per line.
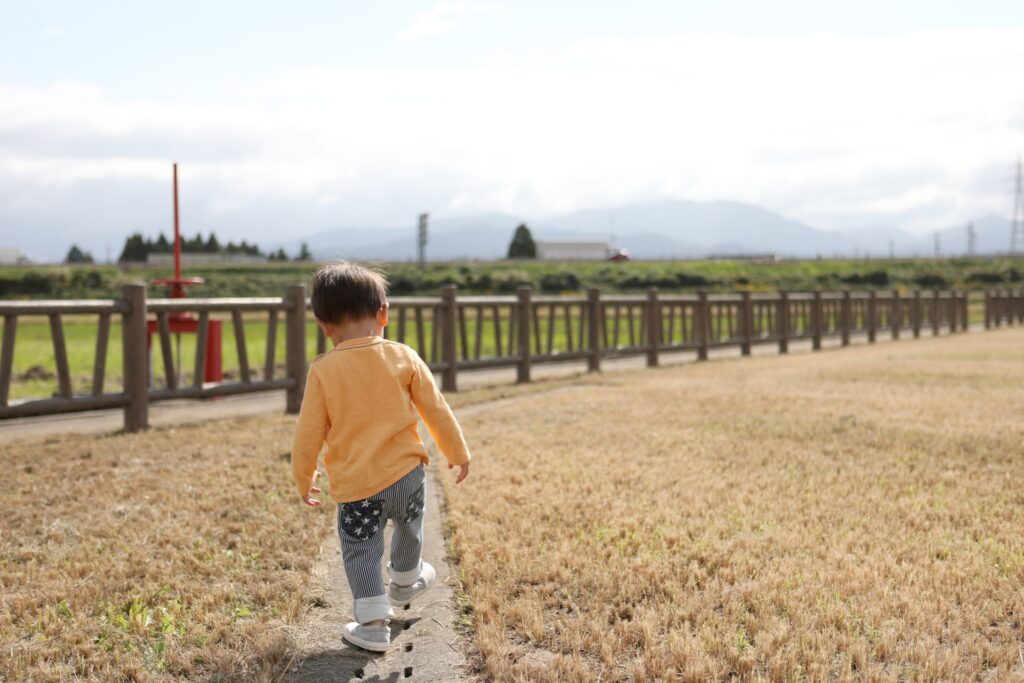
310, 262, 389, 324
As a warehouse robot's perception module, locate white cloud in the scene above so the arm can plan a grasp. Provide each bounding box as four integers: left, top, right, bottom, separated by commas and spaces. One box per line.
2, 27, 1024, 259
397, 1, 509, 42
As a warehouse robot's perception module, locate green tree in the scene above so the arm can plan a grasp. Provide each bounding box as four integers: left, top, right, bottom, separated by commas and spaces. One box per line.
118, 233, 148, 262
295, 242, 312, 261
181, 233, 203, 253
65, 244, 94, 264
205, 233, 221, 253
268, 248, 288, 261
507, 224, 537, 259
154, 233, 172, 253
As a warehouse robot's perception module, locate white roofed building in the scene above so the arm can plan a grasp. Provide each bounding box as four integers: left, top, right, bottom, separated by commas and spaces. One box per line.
0, 248, 25, 265
535, 241, 611, 261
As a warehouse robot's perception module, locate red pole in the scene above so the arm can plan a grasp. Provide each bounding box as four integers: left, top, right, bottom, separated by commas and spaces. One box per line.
173, 162, 182, 284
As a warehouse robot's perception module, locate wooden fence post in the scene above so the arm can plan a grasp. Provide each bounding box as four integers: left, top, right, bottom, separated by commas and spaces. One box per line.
121, 283, 149, 432
811, 290, 822, 351
696, 290, 709, 361
646, 288, 660, 367
285, 284, 307, 414
891, 290, 901, 340
516, 286, 532, 382
440, 285, 458, 392
930, 290, 940, 337
840, 290, 851, 346
984, 290, 991, 329
778, 291, 789, 354
867, 290, 877, 343
0, 315, 15, 407
587, 288, 602, 372
1018, 288, 1024, 325
947, 292, 956, 333
961, 291, 969, 331
740, 291, 752, 356
912, 290, 922, 338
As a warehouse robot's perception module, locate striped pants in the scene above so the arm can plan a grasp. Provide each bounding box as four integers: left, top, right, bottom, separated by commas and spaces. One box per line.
338, 464, 426, 623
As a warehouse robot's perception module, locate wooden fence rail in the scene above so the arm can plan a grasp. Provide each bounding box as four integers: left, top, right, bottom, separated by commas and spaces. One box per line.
1, 285, 1020, 430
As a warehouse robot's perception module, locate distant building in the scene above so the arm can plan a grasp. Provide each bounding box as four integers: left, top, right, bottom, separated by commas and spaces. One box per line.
706, 252, 779, 264
146, 253, 268, 266
0, 248, 24, 265
535, 241, 611, 261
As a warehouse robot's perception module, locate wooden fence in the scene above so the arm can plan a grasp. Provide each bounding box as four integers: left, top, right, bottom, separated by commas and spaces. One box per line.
2, 285, 1022, 432
0, 284, 306, 431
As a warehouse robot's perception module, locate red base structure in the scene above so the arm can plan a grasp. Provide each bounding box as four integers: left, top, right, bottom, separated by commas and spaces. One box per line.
146, 318, 223, 383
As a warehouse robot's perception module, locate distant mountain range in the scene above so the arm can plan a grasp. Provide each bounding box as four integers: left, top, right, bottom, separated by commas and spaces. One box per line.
286, 200, 1016, 261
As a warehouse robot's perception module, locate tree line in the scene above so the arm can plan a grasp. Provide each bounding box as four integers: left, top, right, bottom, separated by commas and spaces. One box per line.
63, 234, 312, 264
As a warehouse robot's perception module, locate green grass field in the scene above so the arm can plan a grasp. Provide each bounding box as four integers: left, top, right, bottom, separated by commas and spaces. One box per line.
3, 295, 991, 402
2, 256, 1022, 300
2, 258, 1011, 401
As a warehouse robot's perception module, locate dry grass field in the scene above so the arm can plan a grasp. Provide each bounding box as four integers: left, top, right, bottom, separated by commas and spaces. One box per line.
441, 328, 1024, 681
0, 417, 337, 682
0, 374, 558, 681
2, 328, 1023, 681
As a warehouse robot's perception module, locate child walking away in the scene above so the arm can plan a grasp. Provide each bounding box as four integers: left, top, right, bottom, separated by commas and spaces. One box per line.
291, 263, 471, 652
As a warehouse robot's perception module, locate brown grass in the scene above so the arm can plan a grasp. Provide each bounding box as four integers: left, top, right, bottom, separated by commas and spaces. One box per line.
441, 329, 1024, 681
3, 330, 1023, 681
0, 417, 340, 682
0, 366, 579, 681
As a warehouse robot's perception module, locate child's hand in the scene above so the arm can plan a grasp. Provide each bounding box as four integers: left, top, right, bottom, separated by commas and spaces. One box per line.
448, 461, 470, 484
302, 470, 323, 507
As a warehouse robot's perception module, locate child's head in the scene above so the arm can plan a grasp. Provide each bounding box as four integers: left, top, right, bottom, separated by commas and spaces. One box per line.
311, 262, 389, 327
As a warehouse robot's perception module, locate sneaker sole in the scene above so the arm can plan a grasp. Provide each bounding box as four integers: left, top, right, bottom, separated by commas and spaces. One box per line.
387, 580, 434, 608
342, 631, 390, 653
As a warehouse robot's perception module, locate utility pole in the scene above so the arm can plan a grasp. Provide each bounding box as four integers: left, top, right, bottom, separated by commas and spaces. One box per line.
967, 222, 976, 256
1011, 158, 1024, 254
888, 239, 895, 259
417, 213, 428, 268
933, 232, 941, 258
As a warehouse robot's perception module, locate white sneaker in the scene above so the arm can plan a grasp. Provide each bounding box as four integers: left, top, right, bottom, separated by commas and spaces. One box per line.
342, 621, 391, 652
387, 561, 436, 607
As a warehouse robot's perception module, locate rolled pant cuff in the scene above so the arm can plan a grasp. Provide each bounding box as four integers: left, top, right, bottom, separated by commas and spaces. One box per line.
353, 595, 394, 623
387, 560, 423, 585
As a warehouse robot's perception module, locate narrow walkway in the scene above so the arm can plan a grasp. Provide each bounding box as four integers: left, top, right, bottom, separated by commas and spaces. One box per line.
281, 459, 468, 682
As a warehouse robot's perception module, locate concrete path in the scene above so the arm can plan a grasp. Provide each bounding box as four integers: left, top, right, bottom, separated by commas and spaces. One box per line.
280, 460, 469, 683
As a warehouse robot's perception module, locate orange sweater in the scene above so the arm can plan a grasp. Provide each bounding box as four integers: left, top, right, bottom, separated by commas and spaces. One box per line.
291, 336, 471, 503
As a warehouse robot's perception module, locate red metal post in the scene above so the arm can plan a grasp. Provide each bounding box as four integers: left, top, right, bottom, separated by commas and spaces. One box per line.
173, 162, 182, 286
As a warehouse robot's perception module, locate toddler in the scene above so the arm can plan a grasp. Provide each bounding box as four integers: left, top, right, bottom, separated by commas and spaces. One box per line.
292, 262, 471, 652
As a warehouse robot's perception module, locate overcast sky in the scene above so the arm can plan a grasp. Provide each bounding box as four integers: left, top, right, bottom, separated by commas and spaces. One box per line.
2, 1, 1024, 260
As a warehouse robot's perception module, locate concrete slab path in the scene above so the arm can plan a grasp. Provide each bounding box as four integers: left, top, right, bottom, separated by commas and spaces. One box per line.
280, 459, 469, 683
